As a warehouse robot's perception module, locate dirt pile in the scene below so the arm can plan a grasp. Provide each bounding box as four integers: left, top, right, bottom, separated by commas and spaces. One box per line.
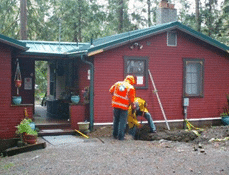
135, 126, 198, 142
88, 125, 229, 144
87, 126, 113, 138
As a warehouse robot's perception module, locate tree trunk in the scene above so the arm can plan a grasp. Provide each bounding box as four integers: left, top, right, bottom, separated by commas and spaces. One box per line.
74, 23, 78, 43
208, 2, 212, 36
195, 0, 201, 32
147, 0, 151, 27
78, 0, 82, 42
118, 0, 124, 33
20, 0, 27, 40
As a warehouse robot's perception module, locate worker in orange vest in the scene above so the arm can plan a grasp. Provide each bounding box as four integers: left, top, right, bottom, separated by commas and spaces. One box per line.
109, 75, 136, 140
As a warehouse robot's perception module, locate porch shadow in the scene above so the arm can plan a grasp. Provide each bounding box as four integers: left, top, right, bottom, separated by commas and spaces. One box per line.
34, 105, 69, 124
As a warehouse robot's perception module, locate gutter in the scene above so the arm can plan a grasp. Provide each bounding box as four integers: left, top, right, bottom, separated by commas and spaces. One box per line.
81, 54, 94, 131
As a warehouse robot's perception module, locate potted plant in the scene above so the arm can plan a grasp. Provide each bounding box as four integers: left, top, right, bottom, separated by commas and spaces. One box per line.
16, 118, 38, 145
82, 86, 90, 104
71, 91, 80, 104
12, 96, 22, 105
220, 106, 229, 126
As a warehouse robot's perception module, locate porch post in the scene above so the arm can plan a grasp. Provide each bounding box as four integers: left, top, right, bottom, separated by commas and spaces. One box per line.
81, 55, 94, 131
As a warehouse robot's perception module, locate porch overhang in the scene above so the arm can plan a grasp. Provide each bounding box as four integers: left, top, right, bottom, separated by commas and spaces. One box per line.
0, 34, 28, 51
19, 40, 90, 58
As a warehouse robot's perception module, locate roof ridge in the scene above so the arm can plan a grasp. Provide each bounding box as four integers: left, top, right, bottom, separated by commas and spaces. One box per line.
88, 21, 229, 54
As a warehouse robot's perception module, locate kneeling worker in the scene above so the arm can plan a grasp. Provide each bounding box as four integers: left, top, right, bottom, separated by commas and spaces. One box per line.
128, 97, 156, 136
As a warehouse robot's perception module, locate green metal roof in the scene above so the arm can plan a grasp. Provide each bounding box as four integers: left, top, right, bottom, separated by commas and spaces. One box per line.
20, 40, 89, 56
5, 21, 227, 57
0, 34, 27, 51
85, 21, 229, 56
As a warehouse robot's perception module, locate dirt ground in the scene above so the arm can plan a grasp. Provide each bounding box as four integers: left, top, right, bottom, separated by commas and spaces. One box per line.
88, 124, 229, 145
1, 125, 229, 175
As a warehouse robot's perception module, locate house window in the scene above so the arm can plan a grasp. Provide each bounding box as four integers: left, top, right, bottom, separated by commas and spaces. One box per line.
124, 56, 148, 88
167, 31, 177, 46
183, 58, 204, 97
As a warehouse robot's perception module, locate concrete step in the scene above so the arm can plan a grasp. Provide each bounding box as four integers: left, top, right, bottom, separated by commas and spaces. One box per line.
38, 129, 75, 137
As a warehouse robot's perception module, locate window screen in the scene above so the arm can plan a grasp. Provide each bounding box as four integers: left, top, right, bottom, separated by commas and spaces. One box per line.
183, 59, 204, 97
167, 31, 177, 46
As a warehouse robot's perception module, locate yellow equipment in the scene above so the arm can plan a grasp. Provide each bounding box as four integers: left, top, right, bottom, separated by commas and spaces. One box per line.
128, 109, 141, 129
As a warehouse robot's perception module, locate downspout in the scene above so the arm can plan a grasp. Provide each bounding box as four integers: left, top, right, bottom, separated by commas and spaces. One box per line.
81, 54, 94, 131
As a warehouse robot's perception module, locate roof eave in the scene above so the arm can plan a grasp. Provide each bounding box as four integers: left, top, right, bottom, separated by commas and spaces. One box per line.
176, 23, 229, 52
87, 25, 176, 56
20, 50, 88, 58
88, 21, 229, 56
0, 35, 28, 51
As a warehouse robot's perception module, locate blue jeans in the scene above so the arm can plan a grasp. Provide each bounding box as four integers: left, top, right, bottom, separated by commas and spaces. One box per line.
142, 112, 156, 132
113, 108, 128, 140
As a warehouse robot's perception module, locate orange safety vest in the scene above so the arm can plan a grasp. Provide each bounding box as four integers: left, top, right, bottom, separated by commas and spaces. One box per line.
109, 81, 135, 110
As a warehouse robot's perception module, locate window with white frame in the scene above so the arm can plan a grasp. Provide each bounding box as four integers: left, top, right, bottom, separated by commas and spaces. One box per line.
124, 56, 148, 88
183, 58, 204, 97
167, 31, 177, 46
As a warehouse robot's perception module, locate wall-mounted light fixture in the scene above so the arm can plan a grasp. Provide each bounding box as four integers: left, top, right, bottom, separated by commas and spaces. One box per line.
129, 42, 143, 50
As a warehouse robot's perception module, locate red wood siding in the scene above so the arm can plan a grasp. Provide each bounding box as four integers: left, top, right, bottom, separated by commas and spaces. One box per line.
70, 104, 85, 130
0, 44, 33, 139
93, 31, 229, 123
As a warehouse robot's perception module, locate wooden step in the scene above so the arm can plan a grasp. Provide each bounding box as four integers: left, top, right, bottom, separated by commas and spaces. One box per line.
36, 123, 71, 130
38, 129, 75, 136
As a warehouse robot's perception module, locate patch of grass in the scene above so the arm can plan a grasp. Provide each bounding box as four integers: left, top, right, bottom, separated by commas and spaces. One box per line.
3, 162, 15, 170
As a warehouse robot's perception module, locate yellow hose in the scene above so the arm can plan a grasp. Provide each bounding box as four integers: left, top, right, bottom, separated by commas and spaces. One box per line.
75, 129, 89, 139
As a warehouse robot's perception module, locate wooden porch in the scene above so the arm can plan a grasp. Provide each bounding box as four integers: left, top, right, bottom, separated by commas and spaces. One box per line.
33, 105, 74, 136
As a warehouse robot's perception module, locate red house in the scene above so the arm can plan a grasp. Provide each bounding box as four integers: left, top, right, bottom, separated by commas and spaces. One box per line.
82, 21, 229, 129
1, 6, 229, 140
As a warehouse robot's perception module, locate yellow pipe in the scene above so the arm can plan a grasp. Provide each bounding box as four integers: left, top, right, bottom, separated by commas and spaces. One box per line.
75, 129, 89, 139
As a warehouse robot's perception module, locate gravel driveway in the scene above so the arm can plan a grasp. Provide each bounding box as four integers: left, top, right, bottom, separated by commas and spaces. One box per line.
1, 135, 229, 175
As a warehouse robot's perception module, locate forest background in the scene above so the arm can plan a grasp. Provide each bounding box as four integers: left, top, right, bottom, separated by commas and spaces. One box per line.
0, 0, 228, 101
0, 0, 228, 45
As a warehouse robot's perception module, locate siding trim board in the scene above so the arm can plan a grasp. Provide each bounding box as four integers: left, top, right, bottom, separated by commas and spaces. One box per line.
93, 117, 221, 125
